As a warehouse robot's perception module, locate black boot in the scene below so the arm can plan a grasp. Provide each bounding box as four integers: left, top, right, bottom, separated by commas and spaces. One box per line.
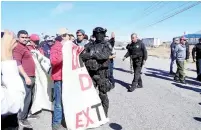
111, 83, 115, 89
180, 80, 186, 84
128, 82, 137, 92
174, 77, 180, 82
137, 84, 143, 88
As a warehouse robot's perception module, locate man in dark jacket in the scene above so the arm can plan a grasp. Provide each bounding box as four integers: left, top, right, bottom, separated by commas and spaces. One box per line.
122, 33, 147, 92
107, 32, 116, 88
184, 38, 190, 77
192, 38, 201, 81
170, 38, 180, 74
40, 36, 55, 59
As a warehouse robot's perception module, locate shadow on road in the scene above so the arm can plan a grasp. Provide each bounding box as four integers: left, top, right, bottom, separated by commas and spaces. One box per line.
145, 67, 201, 86
23, 128, 33, 130
109, 123, 123, 130
114, 79, 131, 90
187, 68, 197, 72
194, 117, 201, 122
114, 67, 132, 74
172, 83, 201, 93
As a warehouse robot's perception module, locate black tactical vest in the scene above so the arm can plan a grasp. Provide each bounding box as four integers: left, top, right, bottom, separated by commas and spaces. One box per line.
128, 41, 143, 59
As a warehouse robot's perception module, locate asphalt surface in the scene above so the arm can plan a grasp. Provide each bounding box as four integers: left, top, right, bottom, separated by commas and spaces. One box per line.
23, 50, 201, 130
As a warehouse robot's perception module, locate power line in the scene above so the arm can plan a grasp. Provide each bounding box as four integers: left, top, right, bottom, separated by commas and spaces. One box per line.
145, 1, 201, 28
133, 1, 169, 24
143, 1, 162, 12
159, 1, 192, 20
134, 2, 192, 29
143, 2, 170, 17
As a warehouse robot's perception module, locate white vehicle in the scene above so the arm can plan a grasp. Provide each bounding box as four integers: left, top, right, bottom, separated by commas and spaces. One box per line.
142, 38, 161, 47
114, 45, 126, 50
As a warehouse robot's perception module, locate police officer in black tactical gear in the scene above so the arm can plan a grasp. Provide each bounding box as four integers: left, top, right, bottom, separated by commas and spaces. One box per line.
122, 33, 147, 92
80, 27, 113, 117
192, 38, 201, 81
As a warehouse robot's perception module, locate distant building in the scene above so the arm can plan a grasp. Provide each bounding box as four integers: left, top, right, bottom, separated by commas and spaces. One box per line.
141, 38, 162, 47
174, 33, 201, 45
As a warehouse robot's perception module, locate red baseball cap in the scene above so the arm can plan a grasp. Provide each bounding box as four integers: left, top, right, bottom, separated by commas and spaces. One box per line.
30, 34, 40, 41
180, 36, 187, 41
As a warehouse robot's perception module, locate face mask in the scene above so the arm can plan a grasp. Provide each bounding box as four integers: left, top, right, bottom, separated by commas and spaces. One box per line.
95, 33, 105, 42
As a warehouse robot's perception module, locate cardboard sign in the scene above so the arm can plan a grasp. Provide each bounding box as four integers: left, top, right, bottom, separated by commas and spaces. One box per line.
62, 41, 109, 130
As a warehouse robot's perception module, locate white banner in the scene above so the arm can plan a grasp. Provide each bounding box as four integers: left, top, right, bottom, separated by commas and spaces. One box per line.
62, 41, 109, 130
31, 50, 53, 114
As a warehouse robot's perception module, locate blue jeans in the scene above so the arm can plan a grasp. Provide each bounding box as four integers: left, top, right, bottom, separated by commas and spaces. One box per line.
109, 61, 114, 84
52, 81, 63, 126
170, 58, 175, 73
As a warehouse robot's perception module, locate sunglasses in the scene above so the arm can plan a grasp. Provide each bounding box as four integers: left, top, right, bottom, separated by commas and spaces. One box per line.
77, 35, 83, 37
47, 40, 53, 42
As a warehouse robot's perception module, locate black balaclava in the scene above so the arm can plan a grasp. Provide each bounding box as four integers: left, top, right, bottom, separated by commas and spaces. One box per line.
93, 27, 107, 43
94, 33, 105, 42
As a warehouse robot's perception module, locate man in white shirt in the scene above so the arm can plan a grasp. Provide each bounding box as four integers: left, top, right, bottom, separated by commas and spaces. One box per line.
1, 30, 25, 129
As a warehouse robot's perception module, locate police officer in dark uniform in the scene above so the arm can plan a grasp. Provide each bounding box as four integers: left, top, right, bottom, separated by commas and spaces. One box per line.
80, 27, 113, 117
192, 38, 201, 81
123, 33, 147, 92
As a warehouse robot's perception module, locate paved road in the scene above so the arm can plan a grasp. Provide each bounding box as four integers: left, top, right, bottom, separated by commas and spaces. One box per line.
26, 50, 201, 130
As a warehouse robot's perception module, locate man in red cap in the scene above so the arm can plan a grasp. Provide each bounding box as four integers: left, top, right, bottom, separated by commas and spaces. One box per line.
173, 36, 187, 84
28, 34, 44, 55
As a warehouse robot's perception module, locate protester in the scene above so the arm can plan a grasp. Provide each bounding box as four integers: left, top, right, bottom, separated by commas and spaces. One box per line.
185, 39, 190, 62
170, 38, 180, 74
28, 34, 44, 55
123, 33, 147, 92
40, 36, 55, 58
108, 32, 116, 88
1, 30, 25, 115
12, 30, 36, 128
89, 35, 95, 42
50, 28, 70, 130
192, 38, 201, 81
184, 38, 190, 78
84, 34, 88, 40
1, 30, 25, 130
69, 34, 75, 41
74, 29, 89, 47
173, 37, 186, 84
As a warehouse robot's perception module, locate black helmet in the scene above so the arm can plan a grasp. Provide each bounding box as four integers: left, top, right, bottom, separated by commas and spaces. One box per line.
199, 37, 201, 41
93, 27, 107, 36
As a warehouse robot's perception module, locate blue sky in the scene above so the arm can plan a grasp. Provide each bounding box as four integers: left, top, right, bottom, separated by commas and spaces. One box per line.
1, 1, 201, 41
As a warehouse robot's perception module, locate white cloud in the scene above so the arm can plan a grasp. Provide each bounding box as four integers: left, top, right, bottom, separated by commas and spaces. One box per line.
51, 2, 73, 15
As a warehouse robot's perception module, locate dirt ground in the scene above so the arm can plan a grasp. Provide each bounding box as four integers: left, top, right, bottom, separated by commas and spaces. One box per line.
147, 45, 195, 62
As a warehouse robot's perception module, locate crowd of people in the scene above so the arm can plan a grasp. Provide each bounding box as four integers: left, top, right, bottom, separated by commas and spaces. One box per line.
1, 27, 116, 130
1, 27, 201, 130
169, 37, 201, 83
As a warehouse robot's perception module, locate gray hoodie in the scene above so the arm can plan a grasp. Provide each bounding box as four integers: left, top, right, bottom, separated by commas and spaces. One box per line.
174, 43, 186, 61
